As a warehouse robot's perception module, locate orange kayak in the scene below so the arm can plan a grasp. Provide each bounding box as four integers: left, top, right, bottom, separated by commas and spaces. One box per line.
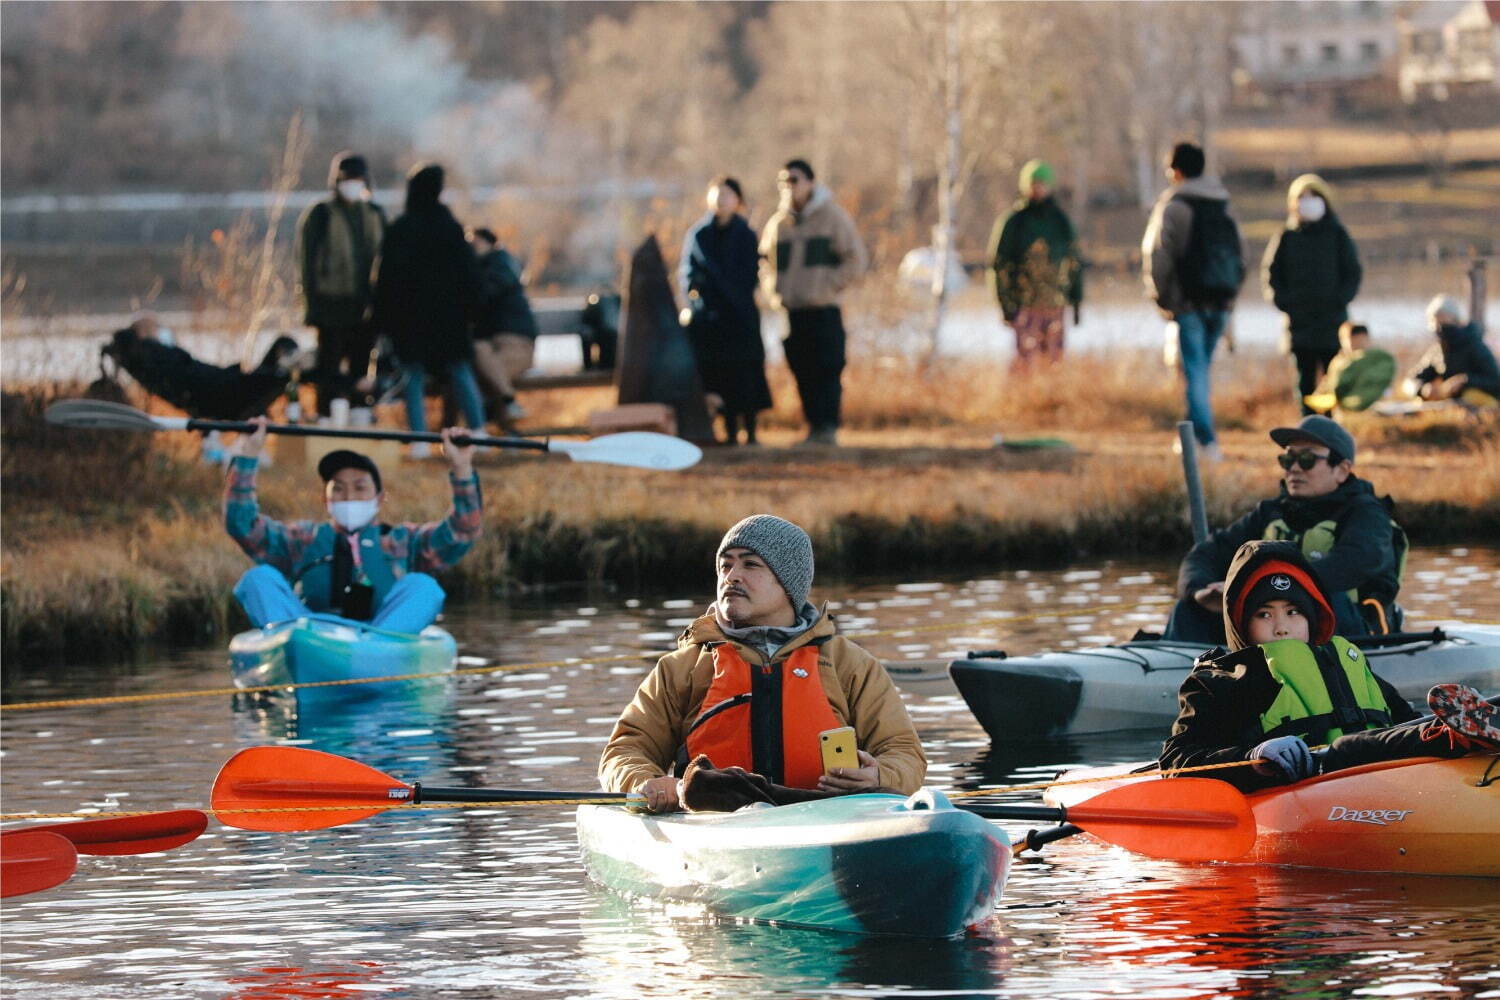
1045, 755, 1500, 877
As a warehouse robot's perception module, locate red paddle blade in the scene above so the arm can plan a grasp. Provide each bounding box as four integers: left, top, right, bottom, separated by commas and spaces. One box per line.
26, 810, 209, 856
212, 746, 415, 832
1, 831, 79, 898
1069, 777, 1255, 862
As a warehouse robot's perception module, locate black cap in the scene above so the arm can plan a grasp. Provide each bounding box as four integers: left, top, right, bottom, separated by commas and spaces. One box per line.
317, 450, 382, 493
1269, 415, 1356, 464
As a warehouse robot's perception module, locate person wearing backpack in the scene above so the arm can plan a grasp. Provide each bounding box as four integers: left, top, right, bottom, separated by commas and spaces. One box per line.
1142, 142, 1246, 462
1262, 174, 1363, 416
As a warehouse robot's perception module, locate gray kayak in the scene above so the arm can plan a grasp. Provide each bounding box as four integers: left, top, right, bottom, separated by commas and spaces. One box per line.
948, 627, 1500, 741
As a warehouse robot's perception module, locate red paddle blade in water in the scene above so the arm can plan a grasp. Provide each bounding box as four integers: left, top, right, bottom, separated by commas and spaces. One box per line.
25, 810, 209, 856
1, 830, 79, 898
1068, 778, 1256, 862
212, 746, 416, 832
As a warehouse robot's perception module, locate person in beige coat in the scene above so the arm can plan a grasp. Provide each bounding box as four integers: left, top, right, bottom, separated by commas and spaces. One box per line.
759, 160, 868, 446
599, 515, 926, 812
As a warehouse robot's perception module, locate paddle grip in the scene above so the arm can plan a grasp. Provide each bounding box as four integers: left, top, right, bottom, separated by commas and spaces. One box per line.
1016, 823, 1083, 855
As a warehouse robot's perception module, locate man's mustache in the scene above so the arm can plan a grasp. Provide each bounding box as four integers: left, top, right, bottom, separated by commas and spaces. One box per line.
720, 585, 748, 598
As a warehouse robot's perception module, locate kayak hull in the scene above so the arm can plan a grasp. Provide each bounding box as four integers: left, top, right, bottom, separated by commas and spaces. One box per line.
1046, 755, 1500, 877
576, 791, 1011, 937
228, 617, 457, 699
952, 629, 1500, 740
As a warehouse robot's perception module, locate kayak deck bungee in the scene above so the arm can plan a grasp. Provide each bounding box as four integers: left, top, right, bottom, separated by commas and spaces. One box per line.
1044, 755, 1500, 877
576, 789, 1011, 938
950, 627, 1500, 740
228, 616, 457, 697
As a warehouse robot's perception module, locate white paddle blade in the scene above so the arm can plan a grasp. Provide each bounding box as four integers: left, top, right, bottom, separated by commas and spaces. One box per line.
44, 399, 187, 432
549, 432, 702, 471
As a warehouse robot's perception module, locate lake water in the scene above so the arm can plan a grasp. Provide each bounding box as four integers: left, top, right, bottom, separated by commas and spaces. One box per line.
2, 549, 1498, 998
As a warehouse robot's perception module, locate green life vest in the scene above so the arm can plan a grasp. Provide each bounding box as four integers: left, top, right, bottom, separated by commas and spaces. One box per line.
1257, 637, 1393, 744
1261, 517, 1409, 603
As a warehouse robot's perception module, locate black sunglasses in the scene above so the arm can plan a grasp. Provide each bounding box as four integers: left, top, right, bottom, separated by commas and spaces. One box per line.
1278, 450, 1338, 471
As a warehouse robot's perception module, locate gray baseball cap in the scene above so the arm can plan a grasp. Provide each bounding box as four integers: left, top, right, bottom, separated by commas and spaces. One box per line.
1269, 415, 1356, 464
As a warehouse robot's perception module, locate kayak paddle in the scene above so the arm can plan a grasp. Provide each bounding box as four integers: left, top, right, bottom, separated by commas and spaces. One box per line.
1, 830, 78, 898
45, 399, 702, 471
212, 746, 630, 832
211, 747, 1253, 861
14, 809, 209, 856
956, 777, 1254, 862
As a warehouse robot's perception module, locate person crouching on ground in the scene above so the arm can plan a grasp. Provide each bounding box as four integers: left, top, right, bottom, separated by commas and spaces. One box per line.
1304, 321, 1395, 415
1159, 540, 1487, 793
225, 417, 481, 633
599, 514, 926, 812
1406, 295, 1500, 407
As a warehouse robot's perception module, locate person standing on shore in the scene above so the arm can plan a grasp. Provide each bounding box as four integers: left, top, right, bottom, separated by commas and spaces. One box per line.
372, 163, 487, 450
469, 226, 539, 428
224, 417, 481, 633
680, 176, 772, 445
988, 159, 1083, 371
759, 159, 867, 447
295, 151, 386, 417
1262, 174, 1363, 416
1141, 142, 1246, 462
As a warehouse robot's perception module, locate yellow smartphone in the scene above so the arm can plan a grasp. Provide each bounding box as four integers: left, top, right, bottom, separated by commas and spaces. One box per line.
819, 726, 858, 774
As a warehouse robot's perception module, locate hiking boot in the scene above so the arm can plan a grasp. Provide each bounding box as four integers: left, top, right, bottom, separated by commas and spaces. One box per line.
802, 427, 838, 447
1427, 683, 1500, 752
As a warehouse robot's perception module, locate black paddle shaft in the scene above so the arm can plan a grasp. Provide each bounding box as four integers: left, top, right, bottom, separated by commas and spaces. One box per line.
954, 802, 1068, 823
185, 418, 548, 452
411, 783, 628, 804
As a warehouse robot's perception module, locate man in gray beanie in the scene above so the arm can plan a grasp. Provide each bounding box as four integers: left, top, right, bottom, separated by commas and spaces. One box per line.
599, 514, 926, 813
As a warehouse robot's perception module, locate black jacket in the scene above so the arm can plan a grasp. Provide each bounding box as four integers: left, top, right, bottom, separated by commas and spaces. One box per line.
1176, 475, 1398, 608
1410, 321, 1500, 399
1263, 213, 1362, 354
372, 167, 478, 368
474, 248, 538, 340
1161, 541, 1418, 791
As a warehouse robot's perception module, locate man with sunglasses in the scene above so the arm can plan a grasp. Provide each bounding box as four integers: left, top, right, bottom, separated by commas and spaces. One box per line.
1163, 415, 1403, 645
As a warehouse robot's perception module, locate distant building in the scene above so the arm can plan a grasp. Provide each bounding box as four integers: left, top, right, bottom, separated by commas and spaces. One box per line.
1397, 0, 1500, 101
1232, 1, 1400, 107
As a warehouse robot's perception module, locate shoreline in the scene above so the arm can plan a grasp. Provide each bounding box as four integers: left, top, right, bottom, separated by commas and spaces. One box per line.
5, 404, 1497, 662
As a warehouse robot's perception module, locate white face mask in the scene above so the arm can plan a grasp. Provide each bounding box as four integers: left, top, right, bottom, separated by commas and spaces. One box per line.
1297, 195, 1326, 222
328, 499, 379, 532
337, 179, 367, 202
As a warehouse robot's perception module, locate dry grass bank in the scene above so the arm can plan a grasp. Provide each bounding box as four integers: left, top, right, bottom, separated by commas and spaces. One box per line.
4, 357, 1496, 660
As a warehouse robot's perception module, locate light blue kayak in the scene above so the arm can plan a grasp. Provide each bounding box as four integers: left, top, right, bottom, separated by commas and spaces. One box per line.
576, 790, 1010, 938
228, 617, 457, 699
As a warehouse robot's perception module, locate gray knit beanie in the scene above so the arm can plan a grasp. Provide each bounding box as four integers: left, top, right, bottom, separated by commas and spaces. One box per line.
715, 515, 814, 609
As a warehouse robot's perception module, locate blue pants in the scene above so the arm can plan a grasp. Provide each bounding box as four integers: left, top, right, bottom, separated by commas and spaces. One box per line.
403, 360, 487, 432
1176, 310, 1226, 446
233, 564, 445, 634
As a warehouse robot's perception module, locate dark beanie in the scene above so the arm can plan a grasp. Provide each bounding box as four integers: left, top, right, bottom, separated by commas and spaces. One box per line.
1235, 561, 1333, 644
716, 515, 814, 610
317, 450, 382, 493
329, 151, 369, 187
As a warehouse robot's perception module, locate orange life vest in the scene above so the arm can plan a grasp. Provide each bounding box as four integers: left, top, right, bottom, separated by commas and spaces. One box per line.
683, 643, 843, 789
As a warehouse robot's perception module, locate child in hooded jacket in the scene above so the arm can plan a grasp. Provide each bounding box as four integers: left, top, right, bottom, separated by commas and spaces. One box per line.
1159, 540, 1488, 792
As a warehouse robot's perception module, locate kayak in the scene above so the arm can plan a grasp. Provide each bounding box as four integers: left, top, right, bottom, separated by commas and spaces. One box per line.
950, 627, 1500, 740
228, 617, 457, 698
1045, 754, 1500, 877
575, 790, 1011, 938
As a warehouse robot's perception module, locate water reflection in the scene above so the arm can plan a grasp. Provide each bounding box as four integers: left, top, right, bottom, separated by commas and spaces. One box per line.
1, 548, 1496, 998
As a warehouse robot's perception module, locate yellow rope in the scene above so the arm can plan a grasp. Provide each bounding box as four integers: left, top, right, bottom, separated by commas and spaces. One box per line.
0, 599, 1166, 711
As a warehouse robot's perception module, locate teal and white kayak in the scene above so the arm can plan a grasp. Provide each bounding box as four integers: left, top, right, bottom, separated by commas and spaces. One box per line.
228, 617, 457, 697
576, 790, 1010, 938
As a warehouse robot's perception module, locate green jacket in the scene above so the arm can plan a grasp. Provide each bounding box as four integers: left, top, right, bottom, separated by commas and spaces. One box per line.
988, 196, 1082, 318
1319, 349, 1396, 412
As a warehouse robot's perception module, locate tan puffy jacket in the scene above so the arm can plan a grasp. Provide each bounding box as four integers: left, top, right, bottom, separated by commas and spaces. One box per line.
598, 608, 927, 795
758, 184, 868, 311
